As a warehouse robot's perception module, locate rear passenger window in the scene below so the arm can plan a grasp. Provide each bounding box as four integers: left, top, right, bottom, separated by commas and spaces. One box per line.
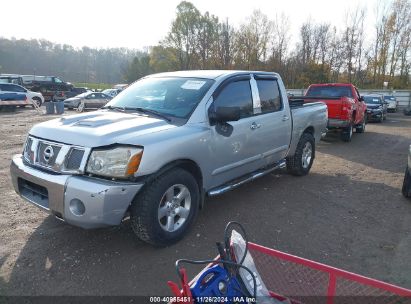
256, 79, 282, 113
214, 80, 253, 118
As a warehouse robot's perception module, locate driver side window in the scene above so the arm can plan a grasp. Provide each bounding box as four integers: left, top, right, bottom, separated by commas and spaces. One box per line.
214, 80, 253, 119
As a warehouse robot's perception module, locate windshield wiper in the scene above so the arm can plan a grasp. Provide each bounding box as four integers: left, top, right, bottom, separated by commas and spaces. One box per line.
102, 105, 126, 112
124, 107, 172, 122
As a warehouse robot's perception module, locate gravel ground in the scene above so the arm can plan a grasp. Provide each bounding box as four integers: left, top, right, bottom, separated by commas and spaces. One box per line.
0, 108, 410, 297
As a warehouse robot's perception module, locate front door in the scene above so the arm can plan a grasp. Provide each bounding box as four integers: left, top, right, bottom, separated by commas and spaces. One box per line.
207, 76, 264, 188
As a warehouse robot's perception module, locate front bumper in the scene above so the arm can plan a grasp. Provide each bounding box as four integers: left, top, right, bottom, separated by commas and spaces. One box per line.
10, 154, 143, 229
366, 110, 383, 121
387, 102, 397, 109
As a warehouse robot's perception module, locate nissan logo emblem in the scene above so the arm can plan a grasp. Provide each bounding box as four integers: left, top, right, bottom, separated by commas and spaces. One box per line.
43, 145, 54, 163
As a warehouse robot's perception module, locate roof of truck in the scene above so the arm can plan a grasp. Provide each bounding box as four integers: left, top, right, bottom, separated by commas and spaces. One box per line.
148, 70, 279, 80
308, 83, 355, 87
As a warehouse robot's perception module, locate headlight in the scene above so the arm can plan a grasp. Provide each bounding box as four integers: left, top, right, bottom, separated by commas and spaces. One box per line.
86, 146, 143, 178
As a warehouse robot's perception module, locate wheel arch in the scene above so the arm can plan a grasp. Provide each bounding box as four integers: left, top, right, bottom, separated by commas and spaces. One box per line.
303, 126, 314, 135
142, 158, 205, 208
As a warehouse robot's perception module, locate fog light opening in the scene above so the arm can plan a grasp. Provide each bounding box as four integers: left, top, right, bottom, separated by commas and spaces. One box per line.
69, 199, 85, 216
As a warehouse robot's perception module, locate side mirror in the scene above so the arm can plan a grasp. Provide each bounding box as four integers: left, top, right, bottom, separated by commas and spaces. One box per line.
359, 96, 364, 102
210, 106, 241, 124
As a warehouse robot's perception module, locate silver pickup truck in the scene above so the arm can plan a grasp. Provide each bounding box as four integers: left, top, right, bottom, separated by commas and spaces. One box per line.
10, 70, 327, 245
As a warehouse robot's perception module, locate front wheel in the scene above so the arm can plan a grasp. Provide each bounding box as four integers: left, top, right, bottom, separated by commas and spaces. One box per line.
341, 125, 353, 142
32, 97, 42, 108
402, 167, 411, 198
130, 168, 200, 246
286, 133, 315, 176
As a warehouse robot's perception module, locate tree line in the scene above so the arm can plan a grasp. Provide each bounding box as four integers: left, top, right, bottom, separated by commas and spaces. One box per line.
0, 38, 142, 84
1, 0, 410, 89
127, 0, 411, 89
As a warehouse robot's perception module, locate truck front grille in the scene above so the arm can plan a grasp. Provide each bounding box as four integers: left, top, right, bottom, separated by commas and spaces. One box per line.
37, 142, 62, 168
65, 148, 85, 170
23, 136, 90, 174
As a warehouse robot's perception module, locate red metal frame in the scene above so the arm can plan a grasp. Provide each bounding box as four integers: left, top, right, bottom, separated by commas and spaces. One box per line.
248, 242, 411, 301
169, 242, 411, 303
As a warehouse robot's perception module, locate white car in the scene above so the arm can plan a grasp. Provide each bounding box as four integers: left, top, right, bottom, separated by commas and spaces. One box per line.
0, 83, 44, 107
384, 95, 398, 112
102, 88, 121, 98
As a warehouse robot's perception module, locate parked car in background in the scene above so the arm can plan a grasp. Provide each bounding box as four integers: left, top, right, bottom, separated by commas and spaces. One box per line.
403, 145, 411, 198
64, 91, 112, 109
300, 83, 367, 142
364, 94, 387, 122
0, 74, 24, 86
384, 95, 398, 112
65, 87, 90, 99
113, 83, 128, 91
0, 83, 44, 107
10, 70, 328, 245
21, 75, 73, 102
0, 92, 28, 111
102, 88, 121, 97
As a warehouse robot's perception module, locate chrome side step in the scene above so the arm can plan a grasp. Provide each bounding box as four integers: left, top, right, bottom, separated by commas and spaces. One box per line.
207, 160, 286, 197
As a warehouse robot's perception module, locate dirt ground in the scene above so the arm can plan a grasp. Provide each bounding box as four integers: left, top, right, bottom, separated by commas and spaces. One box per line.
0, 108, 410, 297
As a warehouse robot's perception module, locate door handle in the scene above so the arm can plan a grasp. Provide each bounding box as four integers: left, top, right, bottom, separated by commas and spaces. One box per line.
282, 115, 290, 121
250, 122, 261, 130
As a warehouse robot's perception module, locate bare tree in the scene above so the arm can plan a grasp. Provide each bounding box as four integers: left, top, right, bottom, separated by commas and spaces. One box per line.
342, 6, 366, 83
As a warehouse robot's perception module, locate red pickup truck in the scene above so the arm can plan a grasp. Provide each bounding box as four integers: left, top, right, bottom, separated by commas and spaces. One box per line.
303, 83, 367, 142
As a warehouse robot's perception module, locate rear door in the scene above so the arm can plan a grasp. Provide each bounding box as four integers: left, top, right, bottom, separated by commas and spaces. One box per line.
252, 75, 292, 163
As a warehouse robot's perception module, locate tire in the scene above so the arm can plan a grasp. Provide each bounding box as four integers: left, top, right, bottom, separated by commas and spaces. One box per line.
32, 97, 42, 108
355, 117, 366, 133
130, 168, 200, 246
341, 124, 353, 142
286, 133, 315, 176
402, 167, 411, 199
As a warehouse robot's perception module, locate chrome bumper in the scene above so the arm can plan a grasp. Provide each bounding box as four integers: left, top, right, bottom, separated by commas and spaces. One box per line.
10, 154, 143, 229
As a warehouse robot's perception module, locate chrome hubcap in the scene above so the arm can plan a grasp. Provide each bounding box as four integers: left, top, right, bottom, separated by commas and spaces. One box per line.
302, 142, 312, 169
158, 184, 191, 232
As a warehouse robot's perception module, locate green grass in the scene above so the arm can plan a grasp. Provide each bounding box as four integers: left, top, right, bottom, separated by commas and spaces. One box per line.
73, 82, 113, 90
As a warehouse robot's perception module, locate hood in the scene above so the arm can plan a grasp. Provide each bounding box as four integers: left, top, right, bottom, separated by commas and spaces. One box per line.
29, 110, 176, 147
64, 97, 81, 102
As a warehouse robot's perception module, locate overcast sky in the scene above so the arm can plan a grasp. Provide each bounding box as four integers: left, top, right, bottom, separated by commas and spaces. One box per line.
1, 0, 382, 50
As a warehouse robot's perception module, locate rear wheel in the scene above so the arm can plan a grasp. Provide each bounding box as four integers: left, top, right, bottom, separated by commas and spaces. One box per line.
355, 117, 366, 133
402, 167, 411, 198
341, 124, 353, 142
130, 168, 200, 246
286, 133, 315, 176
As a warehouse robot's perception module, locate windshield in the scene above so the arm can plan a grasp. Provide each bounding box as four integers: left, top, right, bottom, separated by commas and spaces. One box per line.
364, 96, 382, 104
384, 96, 395, 101
105, 77, 214, 119
73, 92, 89, 98
306, 86, 353, 98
